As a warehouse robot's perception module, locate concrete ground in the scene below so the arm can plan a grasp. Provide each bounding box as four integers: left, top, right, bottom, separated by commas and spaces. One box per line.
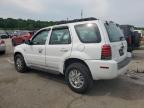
0, 39, 144, 108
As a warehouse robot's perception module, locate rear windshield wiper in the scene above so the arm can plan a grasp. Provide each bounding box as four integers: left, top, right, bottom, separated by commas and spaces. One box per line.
120, 36, 125, 41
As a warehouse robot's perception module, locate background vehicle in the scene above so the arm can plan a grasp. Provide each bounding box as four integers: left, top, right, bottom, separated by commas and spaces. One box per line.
11, 31, 34, 46
0, 30, 10, 39
0, 34, 9, 39
134, 30, 143, 38
120, 25, 135, 52
14, 18, 130, 93
120, 25, 141, 52
133, 31, 141, 47
0, 36, 6, 54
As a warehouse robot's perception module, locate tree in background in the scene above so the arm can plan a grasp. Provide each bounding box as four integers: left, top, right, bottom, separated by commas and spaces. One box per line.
0, 18, 56, 30
0, 18, 144, 32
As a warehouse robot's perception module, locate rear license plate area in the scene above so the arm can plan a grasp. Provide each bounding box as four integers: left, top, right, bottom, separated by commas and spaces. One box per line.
119, 48, 124, 56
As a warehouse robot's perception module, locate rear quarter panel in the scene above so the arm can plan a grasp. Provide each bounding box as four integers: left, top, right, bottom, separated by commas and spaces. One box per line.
69, 20, 106, 60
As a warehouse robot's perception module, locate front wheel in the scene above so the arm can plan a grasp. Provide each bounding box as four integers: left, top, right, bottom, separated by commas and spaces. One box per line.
12, 40, 16, 46
14, 54, 28, 73
65, 63, 93, 93
0, 51, 5, 54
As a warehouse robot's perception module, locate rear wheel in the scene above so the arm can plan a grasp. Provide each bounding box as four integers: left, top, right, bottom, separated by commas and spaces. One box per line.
14, 54, 28, 73
65, 63, 93, 93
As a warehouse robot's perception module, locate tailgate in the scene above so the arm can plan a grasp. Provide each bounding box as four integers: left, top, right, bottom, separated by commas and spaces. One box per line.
110, 41, 127, 62
104, 22, 128, 62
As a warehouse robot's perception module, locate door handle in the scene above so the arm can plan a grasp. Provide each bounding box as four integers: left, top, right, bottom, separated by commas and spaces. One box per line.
38, 49, 43, 53
60, 48, 69, 52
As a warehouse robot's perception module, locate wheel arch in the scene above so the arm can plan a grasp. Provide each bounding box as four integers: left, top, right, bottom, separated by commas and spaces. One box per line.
14, 52, 23, 59
14, 51, 28, 66
63, 58, 92, 78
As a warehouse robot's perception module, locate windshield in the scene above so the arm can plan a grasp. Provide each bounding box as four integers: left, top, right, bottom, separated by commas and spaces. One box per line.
13, 31, 29, 36
20, 31, 29, 36
105, 23, 125, 42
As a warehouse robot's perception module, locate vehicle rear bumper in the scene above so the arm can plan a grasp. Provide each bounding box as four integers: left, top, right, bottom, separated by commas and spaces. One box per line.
85, 57, 131, 80
0, 45, 6, 52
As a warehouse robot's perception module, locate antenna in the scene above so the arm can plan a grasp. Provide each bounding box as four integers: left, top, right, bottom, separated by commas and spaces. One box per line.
81, 10, 83, 19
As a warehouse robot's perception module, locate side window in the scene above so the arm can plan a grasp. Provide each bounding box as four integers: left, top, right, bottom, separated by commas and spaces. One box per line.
75, 23, 101, 43
32, 30, 49, 45
49, 27, 71, 45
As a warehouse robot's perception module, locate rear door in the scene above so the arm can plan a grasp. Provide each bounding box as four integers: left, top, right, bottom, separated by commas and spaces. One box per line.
104, 22, 127, 62
45, 26, 72, 71
74, 22, 103, 60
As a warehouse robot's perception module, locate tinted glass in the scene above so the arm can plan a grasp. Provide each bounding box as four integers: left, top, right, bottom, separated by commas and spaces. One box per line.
75, 23, 101, 43
32, 30, 49, 45
50, 28, 71, 44
20, 31, 29, 36
105, 23, 125, 42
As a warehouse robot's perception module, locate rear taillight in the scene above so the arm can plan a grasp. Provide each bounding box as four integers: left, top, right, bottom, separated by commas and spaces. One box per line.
101, 44, 111, 60
128, 36, 132, 44
0, 40, 5, 44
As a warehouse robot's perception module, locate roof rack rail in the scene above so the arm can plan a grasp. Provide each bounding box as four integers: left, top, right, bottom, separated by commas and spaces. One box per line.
55, 17, 97, 25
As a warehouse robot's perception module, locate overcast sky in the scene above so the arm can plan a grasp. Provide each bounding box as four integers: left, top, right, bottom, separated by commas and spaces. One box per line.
0, 0, 143, 27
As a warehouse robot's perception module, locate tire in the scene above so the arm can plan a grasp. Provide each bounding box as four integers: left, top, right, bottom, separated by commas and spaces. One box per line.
65, 63, 93, 93
2, 51, 5, 54
0, 51, 5, 54
14, 54, 28, 73
12, 40, 16, 46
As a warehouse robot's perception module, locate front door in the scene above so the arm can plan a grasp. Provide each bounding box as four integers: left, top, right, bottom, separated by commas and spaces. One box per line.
25, 29, 50, 67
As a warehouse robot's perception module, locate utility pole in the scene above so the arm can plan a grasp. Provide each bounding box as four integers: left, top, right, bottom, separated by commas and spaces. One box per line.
67, 17, 69, 21
81, 10, 83, 19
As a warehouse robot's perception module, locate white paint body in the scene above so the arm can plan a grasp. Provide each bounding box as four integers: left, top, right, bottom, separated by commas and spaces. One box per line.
14, 20, 131, 80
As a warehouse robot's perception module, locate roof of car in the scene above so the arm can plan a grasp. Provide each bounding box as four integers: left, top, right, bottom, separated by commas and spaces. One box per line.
120, 25, 135, 28
55, 17, 98, 25
41, 18, 119, 31
40, 17, 98, 30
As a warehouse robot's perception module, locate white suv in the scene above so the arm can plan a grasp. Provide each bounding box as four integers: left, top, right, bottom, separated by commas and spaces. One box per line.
14, 18, 131, 93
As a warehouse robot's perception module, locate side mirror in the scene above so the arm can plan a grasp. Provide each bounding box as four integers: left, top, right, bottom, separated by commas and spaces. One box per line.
25, 40, 32, 45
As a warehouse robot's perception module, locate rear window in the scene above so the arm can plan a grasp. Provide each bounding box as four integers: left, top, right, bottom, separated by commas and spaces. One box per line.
105, 23, 125, 42
20, 31, 29, 36
75, 23, 101, 43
